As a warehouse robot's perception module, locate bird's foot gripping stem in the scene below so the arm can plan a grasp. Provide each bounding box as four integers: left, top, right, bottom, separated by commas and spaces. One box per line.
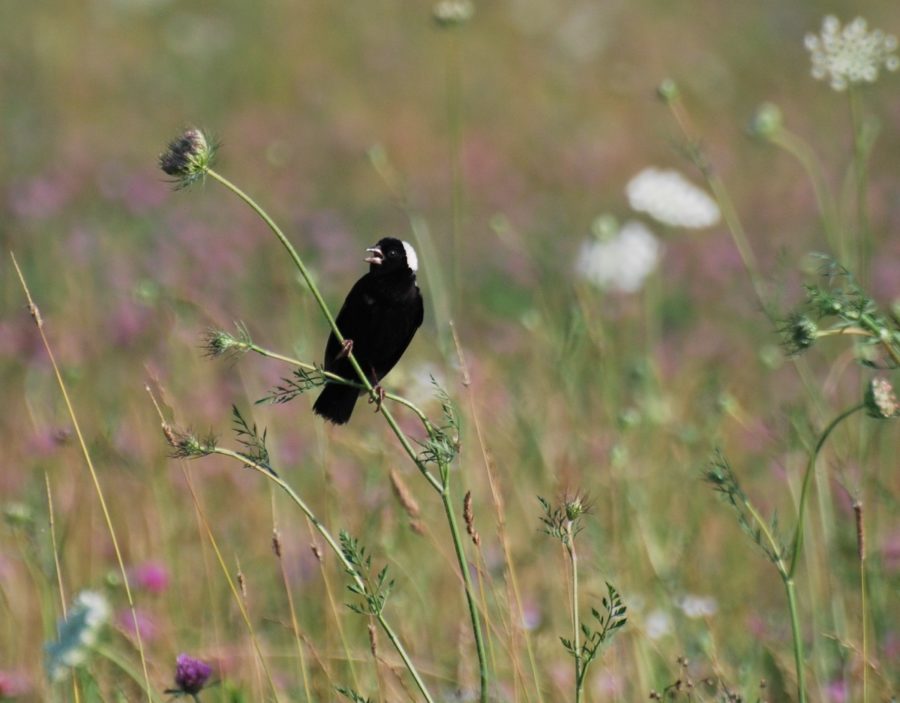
368, 385, 386, 413
336, 339, 354, 360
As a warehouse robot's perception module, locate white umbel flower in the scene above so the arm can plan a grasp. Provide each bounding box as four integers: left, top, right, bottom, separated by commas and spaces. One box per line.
676, 594, 718, 619
805, 16, 899, 91
626, 168, 720, 229
45, 591, 111, 682
644, 609, 673, 640
576, 220, 662, 294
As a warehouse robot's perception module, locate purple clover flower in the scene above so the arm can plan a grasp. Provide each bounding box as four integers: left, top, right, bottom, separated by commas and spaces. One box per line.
170, 653, 212, 697
131, 561, 170, 594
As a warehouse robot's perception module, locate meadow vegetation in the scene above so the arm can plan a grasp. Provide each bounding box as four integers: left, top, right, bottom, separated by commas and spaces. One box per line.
2, 2, 898, 702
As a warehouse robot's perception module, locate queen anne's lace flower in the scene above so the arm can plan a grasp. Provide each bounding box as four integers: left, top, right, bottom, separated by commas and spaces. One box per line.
626, 168, 720, 229
576, 221, 662, 294
44, 591, 111, 682
805, 16, 899, 91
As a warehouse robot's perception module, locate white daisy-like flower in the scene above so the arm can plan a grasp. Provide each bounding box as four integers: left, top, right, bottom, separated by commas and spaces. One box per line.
805, 16, 899, 91
575, 220, 662, 294
644, 609, 673, 640
676, 594, 718, 619
626, 168, 720, 229
45, 591, 111, 682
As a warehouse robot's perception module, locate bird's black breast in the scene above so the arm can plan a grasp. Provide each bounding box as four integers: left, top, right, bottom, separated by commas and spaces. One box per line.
324, 270, 423, 384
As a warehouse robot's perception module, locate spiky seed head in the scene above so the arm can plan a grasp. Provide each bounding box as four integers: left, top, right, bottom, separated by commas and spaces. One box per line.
782, 313, 819, 356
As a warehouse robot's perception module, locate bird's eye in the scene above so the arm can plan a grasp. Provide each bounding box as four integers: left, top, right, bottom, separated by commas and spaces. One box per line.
388, 250, 399, 257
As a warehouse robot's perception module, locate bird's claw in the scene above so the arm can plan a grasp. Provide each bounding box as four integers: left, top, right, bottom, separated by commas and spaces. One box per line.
369, 385, 386, 413
336, 339, 354, 360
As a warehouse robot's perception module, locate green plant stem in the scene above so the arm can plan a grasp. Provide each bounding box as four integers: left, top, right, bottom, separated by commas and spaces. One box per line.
784, 577, 806, 703
788, 404, 865, 578
11, 254, 153, 703
440, 480, 488, 702
768, 128, 842, 259
205, 166, 489, 698
210, 447, 436, 703
847, 86, 871, 282
446, 28, 464, 307
566, 531, 582, 703
855, 501, 868, 703
245, 342, 432, 424
733, 489, 805, 703
664, 97, 767, 310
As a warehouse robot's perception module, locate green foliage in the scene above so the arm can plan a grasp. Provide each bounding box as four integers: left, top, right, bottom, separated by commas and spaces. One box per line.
230, 405, 271, 471
561, 582, 627, 674
704, 450, 786, 565
417, 378, 461, 472
256, 367, 328, 405
335, 686, 373, 703
784, 254, 900, 365
339, 531, 395, 616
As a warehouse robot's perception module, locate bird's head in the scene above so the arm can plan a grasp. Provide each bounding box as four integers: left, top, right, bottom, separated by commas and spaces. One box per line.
365, 237, 418, 275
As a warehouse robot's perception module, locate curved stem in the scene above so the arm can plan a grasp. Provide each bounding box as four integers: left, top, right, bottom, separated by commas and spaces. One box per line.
664, 98, 767, 312
788, 404, 865, 578
206, 168, 442, 493
211, 447, 436, 703
768, 128, 842, 259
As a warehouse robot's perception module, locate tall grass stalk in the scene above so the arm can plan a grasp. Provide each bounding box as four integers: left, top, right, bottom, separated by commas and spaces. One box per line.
270, 519, 314, 701
11, 253, 153, 702
854, 500, 868, 703
178, 464, 284, 703
847, 86, 873, 282
450, 322, 545, 702
152, 385, 437, 703
661, 89, 766, 308
45, 473, 82, 703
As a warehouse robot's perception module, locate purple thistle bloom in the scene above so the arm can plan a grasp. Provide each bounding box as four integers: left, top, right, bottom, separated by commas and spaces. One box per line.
173, 653, 212, 696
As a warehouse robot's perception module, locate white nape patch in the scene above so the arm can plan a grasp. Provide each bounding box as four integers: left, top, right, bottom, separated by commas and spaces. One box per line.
402, 240, 419, 272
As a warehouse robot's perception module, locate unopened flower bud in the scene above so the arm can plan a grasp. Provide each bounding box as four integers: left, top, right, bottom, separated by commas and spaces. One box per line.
750, 102, 783, 139
159, 128, 215, 189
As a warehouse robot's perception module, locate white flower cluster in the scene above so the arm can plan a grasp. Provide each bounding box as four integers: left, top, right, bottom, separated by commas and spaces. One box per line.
44, 591, 111, 682
676, 594, 718, 619
433, 0, 474, 26
805, 16, 899, 91
626, 168, 720, 229
575, 221, 662, 293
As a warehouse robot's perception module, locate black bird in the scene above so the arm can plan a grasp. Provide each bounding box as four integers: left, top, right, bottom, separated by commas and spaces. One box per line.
313, 237, 424, 424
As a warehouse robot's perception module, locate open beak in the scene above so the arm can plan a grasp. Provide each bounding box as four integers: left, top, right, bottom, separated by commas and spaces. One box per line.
364, 246, 384, 265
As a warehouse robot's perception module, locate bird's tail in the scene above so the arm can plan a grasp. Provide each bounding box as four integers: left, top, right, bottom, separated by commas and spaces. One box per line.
313, 383, 360, 425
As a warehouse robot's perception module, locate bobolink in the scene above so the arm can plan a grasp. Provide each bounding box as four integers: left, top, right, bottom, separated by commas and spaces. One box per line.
313, 237, 423, 424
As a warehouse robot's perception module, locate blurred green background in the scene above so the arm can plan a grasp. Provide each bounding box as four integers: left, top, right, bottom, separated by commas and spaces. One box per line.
1, 0, 899, 701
